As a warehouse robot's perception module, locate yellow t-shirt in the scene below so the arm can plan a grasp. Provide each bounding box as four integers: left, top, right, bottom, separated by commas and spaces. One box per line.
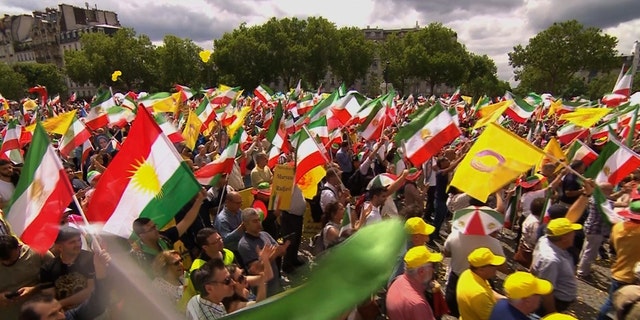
611, 221, 640, 283
456, 269, 496, 320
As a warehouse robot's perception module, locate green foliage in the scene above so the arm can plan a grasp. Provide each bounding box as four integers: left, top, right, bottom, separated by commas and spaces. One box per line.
12, 62, 67, 97
330, 27, 375, 86
65, 28, 159, 91
0, 63, 28, 100
156, 35, 207, 88
462, 54, 508, 98
509, 20, 618, 95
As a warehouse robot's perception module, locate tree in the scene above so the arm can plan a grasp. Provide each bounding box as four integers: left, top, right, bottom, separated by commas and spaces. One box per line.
65, 28, 159, 92
156, 35, 205, 88
462, 54, 504, 98
0, 63, 28, 100
509, 20, 618, 95
330, 27, 376, 87
13, 63, 67, 98
404, 23, 470, 95
380, 34, 411, 95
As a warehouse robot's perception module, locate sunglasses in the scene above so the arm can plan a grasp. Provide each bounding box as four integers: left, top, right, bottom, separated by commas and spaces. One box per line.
207, 277, 234, 286
171, 258, 183, 266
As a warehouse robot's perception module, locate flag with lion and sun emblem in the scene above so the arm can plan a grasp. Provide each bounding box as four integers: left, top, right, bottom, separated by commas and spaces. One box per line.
86, 105, 201, 238
6, 122, 74, 253
394, 102, 461, 167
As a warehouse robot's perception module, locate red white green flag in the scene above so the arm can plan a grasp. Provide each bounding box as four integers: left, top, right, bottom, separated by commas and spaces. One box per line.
296, 127, 327, 198
584, 136, 640, 185
86, 106, 201, 238
194, 128, 241, 186
556, 123, 588, 145
254, 84, 274, 104
565, 140, 598, 167
0, 120, 23, 164
58, 115, 91, 157
85, 89, 112, 130
6, 122, 74, 253
394, 102, 461, 167
154, 113, 184, 143
504, 91, 536, 123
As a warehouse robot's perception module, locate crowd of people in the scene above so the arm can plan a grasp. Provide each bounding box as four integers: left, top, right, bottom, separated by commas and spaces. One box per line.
0, 86, 640, 320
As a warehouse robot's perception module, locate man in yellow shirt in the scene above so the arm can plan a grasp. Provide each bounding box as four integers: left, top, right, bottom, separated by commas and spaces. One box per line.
456, 247, 506, 320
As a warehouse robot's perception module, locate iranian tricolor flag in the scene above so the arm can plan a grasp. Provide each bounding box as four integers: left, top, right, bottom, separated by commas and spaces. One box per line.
6, 122, 74, 253
556, 123, 588, 145
154, 113, 184, 143
81, 139, 93, 165
565, 140, 598, 167
211, 86, 240, 106
265, 102, 284, 144
120, 91, 138, 111
59, 115, 91, 157
194, 129, 241, 186
85, 90, 112, 130
254, 84, 274, 104
590, 120, 618, 140
0, 120, 23, 164
308, 116, 329, 147
175, 84, 196, 101
504, 91, 536, 123
195, 96, 216, 130
613, 65, 633, 97
85, 106, 201, 238
593, 186, 622, 225
584, 136, 640, 185
394, 102, 461, 167
327, 91, 368, 128
295, 127, 327, 198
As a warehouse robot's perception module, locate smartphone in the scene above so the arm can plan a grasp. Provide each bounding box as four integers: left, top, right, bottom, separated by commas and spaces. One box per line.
5, 290, 20, 299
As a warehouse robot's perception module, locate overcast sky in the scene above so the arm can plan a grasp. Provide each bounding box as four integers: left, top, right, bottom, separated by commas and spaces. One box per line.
3, 0, 640, 83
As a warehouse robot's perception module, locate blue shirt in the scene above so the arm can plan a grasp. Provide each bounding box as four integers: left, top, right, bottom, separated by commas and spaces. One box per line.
489, 299, 530, 320
214, 207, 243, 252
336, 148, 353, 173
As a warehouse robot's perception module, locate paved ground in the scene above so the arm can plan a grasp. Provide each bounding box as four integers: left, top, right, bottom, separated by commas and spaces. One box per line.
293, 224, 614, 319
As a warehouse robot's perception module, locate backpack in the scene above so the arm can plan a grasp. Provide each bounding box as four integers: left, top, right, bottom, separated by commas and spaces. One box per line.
308, 185, 334, 223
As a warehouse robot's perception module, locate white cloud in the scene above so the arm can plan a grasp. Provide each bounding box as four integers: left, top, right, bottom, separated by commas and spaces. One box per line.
2, 0, 638, 84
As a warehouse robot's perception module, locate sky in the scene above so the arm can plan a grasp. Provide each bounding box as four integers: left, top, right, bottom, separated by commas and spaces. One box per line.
2, 0, 640, 84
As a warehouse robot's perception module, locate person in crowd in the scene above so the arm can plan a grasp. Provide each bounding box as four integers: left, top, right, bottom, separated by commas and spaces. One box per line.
386, 246, 443, 320
186, 259, 235, 319
280, 185, 307, 274
320, 168, 349, 214
489, 271, 553, 320
335, 141, 353, 183
558, 160, 586, 206
222, 245, 275, 313
151, 250, 186, 305
361, 186, 389, 226
531, 218, 582, 315
131, 191, 206, 272
516, 197, 547, 269
612, 262, 640, 320
456, 247, 506, 320
320, 201, 348, 250
432, 154, 463, 240
40, 226, 95, 311
214, 191, 245, 253
0, 159, 17, 208
388, 215, 435, 286
250, 152, 272, 188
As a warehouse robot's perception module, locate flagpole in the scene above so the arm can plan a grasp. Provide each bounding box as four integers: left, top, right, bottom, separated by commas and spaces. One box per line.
542, 151, 588, 181
71, 194, 103, 251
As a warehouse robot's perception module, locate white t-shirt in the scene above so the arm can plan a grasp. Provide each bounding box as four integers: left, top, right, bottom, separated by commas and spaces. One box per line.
444, 230, 505, 277
520, 189, 547, 218
363, 202, 382, 226
0, 180, 15, 203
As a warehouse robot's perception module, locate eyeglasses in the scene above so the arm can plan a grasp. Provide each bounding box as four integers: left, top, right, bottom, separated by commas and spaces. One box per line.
207, 277, 234, 286
171, 258, 183, 266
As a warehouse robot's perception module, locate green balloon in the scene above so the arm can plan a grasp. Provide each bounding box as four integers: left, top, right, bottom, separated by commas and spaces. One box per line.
222, 219, 406, 320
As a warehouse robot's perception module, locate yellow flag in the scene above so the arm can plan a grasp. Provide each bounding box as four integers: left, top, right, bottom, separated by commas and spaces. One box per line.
150, 93, 180, 113
534, 137, 566, 173
297, 166, 327, 199
23, 99, 37, 111
182, 110, 203, 150
473, 102, 509, 129
226, 106, 251, 138
450, 122, 545, 202
461, 95, 473, 105
547, 99, 562, 116
559, 107, 611, 128
477, 100, 510, 118
26, 110, 77, 135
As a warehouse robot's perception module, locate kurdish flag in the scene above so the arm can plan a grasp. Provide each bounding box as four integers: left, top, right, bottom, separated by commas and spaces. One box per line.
395, 102, 460, 167
58, 115, 91, 157
565, 140, 598, 167
6, 122, 74, 253
86, 106, 201, 238
450, 122, 545, 202
584, 136, 640, 185
194, 129, 241, 186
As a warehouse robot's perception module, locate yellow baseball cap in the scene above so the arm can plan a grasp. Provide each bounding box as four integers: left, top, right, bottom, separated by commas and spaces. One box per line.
404, 246, 443, 269
541, 313, 578, 320
504, 271, 553, 299
546, 218, 582, 236
468, 247, 506, 267
404, 217, 435, 235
